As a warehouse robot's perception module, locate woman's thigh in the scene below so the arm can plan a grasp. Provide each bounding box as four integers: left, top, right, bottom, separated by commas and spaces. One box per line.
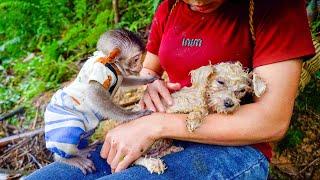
98, 142, 269, 180
25, 142, 269, 180
25, 145, 111, 180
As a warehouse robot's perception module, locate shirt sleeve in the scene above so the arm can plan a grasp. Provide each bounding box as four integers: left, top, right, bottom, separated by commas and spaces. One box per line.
146, 0, 171, 55
89, 62, 116, 90
252, 0, 315, 68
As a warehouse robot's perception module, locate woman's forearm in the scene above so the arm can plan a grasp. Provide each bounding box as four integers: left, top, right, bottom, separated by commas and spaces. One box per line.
152, 102, 288, 146
149, 60, 301, 145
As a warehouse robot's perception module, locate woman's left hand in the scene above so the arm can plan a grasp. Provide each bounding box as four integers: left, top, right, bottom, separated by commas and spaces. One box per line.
100, 114, 162, 173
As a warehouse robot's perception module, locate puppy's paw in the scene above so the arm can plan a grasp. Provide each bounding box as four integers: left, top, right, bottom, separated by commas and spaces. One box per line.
134, 157, 166, 174
145, 158, 166, 174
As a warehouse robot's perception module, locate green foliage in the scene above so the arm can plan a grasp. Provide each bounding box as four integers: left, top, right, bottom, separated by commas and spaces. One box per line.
117, 0, 157, 31
277, 127, 304, 152
295, 78, 320, 113
0, 0, 160, 125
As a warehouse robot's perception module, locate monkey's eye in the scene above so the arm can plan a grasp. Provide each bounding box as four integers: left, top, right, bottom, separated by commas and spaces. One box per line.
134, 58, 139, 62
216, 80, 225, 85
239, 89, 245, 93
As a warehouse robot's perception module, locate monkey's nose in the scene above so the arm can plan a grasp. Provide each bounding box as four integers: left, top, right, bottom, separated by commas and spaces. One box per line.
224, 99, 234, 108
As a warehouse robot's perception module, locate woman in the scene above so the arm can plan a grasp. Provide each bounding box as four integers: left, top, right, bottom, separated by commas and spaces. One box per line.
27, 0, 315, 179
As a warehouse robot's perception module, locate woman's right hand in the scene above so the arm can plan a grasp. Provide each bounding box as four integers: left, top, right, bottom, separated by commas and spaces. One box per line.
139, 79, 181, 112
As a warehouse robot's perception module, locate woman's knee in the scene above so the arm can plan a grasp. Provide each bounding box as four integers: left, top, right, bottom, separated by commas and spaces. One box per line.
161, 143, 269, 179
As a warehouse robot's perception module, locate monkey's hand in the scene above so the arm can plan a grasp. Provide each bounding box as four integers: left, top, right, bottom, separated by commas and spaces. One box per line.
87, 81, 153, 122
122, 76, 158, 86
57, 142, 99, 175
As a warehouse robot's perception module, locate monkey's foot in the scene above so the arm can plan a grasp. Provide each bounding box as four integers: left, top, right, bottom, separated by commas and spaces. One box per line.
157, 146, 184, 158
77, 140, 100, 158
59, 156, 96, 175
134, 157, 166, 174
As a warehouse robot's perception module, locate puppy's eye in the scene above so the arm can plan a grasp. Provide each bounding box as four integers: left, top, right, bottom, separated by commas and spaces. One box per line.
239, 89, 245, 93
217, 80, 225, 85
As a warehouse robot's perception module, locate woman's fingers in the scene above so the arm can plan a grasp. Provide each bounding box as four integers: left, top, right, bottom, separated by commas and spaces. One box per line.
110, 146, 126, 171
143, 92, 157, 112
114, 153, 136, 173
100, 139, 110, 159
149, 88, 165, 112
167, 82, 181, 91
157, 82, 174, 106
141, 80, 181, 112
107, 140, 117, 165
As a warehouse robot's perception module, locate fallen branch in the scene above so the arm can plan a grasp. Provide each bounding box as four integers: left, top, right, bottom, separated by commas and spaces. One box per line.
297, 157, 320, 176
0, 106, 25, 122
0, 128, 44, 147
27, 152, 43, 169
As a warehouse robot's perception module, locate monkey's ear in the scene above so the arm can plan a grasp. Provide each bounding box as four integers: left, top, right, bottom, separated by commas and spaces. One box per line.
97, 48, 121, 64
250, 72, 267, 97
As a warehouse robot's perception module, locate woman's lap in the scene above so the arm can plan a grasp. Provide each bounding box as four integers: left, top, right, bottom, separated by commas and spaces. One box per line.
26, 141, 269, 180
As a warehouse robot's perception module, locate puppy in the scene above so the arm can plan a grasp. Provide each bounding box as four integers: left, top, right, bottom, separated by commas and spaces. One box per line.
133, 61, 267, 174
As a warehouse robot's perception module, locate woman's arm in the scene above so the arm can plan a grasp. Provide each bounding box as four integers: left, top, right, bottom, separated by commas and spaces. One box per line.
101, 59, 301, 173
153, 59, 302, 144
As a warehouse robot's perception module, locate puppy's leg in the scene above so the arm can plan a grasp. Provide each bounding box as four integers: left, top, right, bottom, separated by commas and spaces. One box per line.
134, 145, 183, 174
134, 157, 166, 174
87, 81, 153, 122
122, 76, 158, 86
186, 110, 208, 132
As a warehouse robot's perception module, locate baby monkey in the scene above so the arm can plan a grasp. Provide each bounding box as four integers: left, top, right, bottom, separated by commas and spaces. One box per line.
44, 29, 156, 174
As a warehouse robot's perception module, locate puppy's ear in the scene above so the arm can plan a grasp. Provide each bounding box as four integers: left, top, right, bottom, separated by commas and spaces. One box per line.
97, 48, 121, 64
190, 65, 215, 88
250, 72, 267, 97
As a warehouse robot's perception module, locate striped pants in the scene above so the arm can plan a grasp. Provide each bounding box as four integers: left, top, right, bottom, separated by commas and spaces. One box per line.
44, 89, 101, 158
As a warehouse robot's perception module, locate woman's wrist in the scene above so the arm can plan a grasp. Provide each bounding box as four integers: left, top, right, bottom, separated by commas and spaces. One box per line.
146, 112, 187, 140
140, 67, 161, 78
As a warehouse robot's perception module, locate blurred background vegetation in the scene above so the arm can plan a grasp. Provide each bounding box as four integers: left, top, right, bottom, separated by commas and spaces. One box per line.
0, 0, 319, 178
0, 0, 161, 125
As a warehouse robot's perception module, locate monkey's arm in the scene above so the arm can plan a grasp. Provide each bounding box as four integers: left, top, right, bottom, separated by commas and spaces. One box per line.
121, 76, 158, 86
86, 81, 152, 121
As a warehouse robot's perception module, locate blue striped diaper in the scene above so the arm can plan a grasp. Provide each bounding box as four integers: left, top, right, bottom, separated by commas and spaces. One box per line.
44, 90, 100, 158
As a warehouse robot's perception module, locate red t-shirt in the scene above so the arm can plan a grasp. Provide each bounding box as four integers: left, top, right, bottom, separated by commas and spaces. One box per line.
146, 0, 315, 160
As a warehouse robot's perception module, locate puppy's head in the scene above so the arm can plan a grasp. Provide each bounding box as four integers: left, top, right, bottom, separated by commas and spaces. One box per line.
205, 62, 266, 113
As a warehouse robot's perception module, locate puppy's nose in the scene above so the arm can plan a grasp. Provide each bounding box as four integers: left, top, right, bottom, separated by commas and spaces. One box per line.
224, 99, 234, 108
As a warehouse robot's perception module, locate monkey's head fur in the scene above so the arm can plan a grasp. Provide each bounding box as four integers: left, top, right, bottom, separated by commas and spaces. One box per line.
97, 29, 145, 76
190, 62, 267, 114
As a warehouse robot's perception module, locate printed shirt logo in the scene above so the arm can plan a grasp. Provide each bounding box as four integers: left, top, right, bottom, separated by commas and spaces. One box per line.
182, 37, 203, 47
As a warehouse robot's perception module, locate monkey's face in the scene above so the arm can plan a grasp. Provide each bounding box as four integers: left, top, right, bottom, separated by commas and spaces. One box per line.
118, 50, 144, 76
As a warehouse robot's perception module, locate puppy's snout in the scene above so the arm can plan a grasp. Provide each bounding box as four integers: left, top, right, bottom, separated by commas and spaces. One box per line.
224, 99, 234, 108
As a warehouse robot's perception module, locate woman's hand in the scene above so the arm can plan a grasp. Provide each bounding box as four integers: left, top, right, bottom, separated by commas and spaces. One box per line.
139, 79, 181, 112
139, 52, 181, 112
100, 114, 163, 173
